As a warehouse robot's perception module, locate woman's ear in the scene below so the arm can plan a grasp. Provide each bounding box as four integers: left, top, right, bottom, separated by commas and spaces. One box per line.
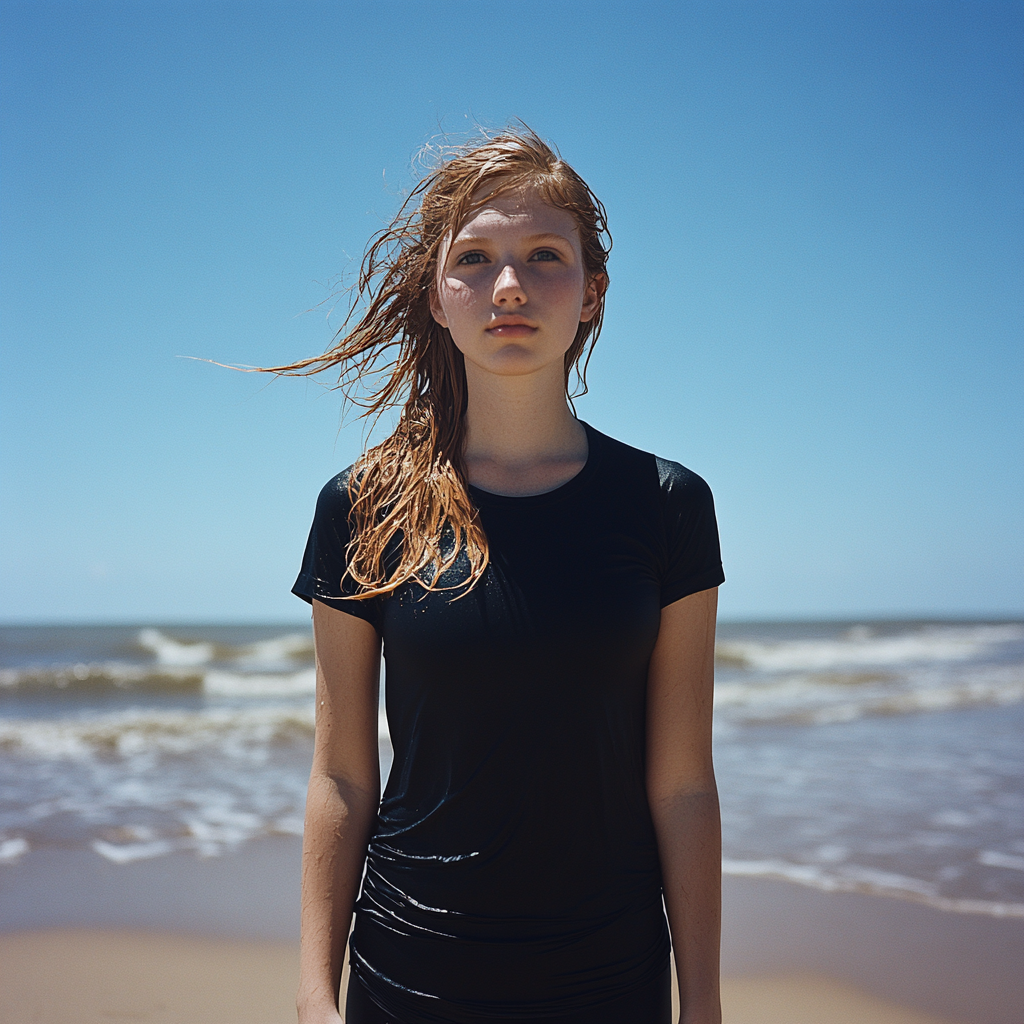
579, 273, 607, 324
429, 286, 449, 329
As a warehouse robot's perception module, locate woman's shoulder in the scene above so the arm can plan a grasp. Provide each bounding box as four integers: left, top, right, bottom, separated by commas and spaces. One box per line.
653, 455, 715, 505
312, 465, 359, 519
586, 426, 724, 596
585, 423, 715, 502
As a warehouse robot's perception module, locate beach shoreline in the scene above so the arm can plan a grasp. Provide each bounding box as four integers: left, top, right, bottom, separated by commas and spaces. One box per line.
2, 840, 1022, 1023
0, 928, 966, 1024
2, 621, 1022, 1021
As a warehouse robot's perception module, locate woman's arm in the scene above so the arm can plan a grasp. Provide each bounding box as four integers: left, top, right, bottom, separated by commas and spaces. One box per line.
646, 587, 721, 1024
297, 600, 382, 1024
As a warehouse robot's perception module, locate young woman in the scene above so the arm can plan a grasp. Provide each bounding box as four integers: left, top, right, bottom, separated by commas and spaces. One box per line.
285, 129, 724, 1024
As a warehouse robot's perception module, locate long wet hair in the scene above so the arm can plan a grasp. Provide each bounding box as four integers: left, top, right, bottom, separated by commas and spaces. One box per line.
264, 127, 611, 598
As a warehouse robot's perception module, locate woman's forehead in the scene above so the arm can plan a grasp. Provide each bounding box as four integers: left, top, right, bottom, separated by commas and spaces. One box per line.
453, 186, 578, 238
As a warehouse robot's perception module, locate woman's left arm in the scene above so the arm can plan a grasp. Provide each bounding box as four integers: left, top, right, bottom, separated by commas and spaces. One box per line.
646, 587, 721, 1024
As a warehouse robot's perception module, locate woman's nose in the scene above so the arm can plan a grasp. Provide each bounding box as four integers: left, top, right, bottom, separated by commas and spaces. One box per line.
492, 262, 527, 306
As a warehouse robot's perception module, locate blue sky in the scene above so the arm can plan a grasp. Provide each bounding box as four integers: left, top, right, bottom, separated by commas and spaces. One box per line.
2, 1, 1021, 623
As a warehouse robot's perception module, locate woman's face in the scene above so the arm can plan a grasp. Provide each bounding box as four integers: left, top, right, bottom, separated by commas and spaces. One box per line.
430, 185, 603, 381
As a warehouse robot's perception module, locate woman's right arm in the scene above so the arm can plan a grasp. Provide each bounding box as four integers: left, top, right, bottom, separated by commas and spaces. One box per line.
297, 599, 382, 1024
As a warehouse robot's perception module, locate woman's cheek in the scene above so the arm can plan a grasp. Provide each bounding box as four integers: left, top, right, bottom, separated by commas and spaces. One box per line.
440, 279, 477, 318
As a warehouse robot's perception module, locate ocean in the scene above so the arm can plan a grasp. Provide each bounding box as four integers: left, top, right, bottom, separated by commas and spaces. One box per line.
1, 619, 1021, 918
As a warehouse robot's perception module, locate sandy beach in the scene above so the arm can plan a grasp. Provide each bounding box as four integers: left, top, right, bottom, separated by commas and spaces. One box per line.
3, 842, 1022, 1024
0, 929, 965, 1024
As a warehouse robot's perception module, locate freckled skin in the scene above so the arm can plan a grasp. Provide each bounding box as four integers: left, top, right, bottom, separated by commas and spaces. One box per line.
430, 188, 602, 381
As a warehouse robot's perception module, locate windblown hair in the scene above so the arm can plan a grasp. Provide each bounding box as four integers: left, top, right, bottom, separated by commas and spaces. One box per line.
264, 127, 611, 598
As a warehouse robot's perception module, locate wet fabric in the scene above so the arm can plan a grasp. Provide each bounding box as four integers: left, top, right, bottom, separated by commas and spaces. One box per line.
293, 422, 724, 1024
344, 961, 673, 1023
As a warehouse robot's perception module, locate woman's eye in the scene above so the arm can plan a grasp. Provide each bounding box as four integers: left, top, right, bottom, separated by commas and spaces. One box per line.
456, 252, 487, 265
530, 250, 560, 262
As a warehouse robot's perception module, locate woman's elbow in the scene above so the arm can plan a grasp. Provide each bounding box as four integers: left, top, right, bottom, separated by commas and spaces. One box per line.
646, 774, 719, 823
307, 765, 379, 818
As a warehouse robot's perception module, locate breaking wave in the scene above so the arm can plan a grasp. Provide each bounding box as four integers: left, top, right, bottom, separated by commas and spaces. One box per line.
716, 622, 1023, 672
713, 663, 1024, 726
0, 706, 316, 759
0, 706, 391, 761
0, 628, 317, 696
136, 627, 314, 669
712, 622, 1024, 726
722, 858, 1024, 918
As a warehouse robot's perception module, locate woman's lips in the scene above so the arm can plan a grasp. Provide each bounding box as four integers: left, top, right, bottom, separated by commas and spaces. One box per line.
486, 323, 537, 338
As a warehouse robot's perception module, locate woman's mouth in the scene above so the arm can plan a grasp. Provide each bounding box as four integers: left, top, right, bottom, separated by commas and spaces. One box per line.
486, 324, 537, 338
486, 317, 537, 338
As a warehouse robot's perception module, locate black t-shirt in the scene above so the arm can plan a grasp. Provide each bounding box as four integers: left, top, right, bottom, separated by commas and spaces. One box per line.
293, 422, 724, 1023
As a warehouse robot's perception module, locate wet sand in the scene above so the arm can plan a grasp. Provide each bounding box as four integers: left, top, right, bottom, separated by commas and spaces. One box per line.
0, 929, 961, 1024
720, 875, 1024, 1024
1, 839, 1021, 1023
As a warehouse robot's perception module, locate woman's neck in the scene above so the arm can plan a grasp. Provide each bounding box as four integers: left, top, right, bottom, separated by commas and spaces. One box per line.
461, 364, 588, 497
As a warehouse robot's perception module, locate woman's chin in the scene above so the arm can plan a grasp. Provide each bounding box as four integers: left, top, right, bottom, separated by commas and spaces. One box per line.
467, 348, 571, 379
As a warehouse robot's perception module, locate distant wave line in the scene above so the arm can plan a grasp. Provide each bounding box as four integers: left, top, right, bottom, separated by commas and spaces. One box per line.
722, 858, 1024, 919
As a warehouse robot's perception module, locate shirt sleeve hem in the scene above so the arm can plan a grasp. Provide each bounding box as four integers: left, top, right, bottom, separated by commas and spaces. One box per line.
660, 565, 725, 608
291, 576, 380, 626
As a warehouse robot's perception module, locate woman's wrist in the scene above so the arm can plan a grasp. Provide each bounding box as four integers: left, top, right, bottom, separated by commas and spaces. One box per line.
297, 1008, 343, 1024
296, 985, 342, 1022
678, 993, 723, 1024
679, 1010, 723, 1024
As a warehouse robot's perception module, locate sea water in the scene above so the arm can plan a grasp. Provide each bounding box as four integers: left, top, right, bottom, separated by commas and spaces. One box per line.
0, 620, 1021, 917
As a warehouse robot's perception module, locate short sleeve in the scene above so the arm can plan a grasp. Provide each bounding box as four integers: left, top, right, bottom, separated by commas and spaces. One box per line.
291, 469, 382, 630
655, 457, 725, 607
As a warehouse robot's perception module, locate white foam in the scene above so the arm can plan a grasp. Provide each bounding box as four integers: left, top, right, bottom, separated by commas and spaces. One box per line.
203, 669, 316, 697
184, 805, 265, 857
0, 662, 203, 692
0, 705, 316, 761
713, 665, 1024, 725
135, 628, 314, 672
722, 858, 1024, 918
92, 839, 176, 863
137, 628, 214, 666
717, 623, 1024, 673
232, 633, 314, 670
0, 661, 316, 697
0, 837, 30, 863
978, 850, 1024, 872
